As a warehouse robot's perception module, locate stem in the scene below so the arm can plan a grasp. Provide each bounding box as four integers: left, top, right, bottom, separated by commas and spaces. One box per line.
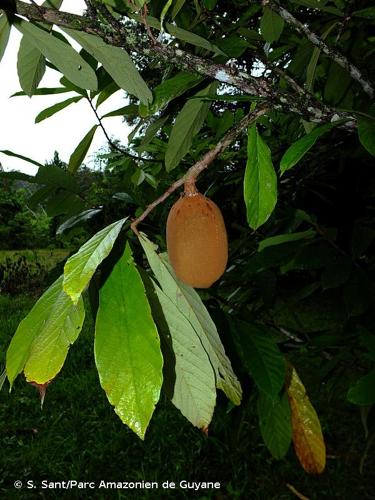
130, 106, 268, 235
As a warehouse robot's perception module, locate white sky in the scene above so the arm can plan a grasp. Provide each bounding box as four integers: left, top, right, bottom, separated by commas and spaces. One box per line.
0, 0, 132, 175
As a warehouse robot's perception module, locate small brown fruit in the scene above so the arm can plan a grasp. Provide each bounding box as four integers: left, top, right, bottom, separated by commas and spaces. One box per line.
166, 180, 228, 288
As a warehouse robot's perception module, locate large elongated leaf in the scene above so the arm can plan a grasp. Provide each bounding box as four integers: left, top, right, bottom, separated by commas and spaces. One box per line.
140, 71, 203, 116
67, 125, 98, 174
139, 234, 242, 405
16, 1, 63, 96
12, 87, 70, 97
35, 164, 80, 193
257, 392, 292, 459
287, 366, 326, 474
17, 37, 46, 97
56, 208, 103, 235
14, 18, 97, 90
244, 125, 277, 230
280, 122, 336, 173
260, 7, 284, 42
63, 29, 152, 105
231, 320, 285, 398
153, 282, 216, 429
35, 96, 83, 123
258, 229, 316, 252
63, 218, 127, 304
137, 115, 169, 152
0, 149, 43, 168
95, 243, 163, 439
0, 15, 11, 65
165, 83, 215, 171
6, 276, 85, 386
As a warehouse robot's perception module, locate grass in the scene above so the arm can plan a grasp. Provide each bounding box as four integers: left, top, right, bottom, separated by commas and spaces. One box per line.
0, 251, 374, 499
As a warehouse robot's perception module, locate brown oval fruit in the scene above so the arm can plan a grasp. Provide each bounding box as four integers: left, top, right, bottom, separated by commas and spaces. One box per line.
166, 181, 228, 288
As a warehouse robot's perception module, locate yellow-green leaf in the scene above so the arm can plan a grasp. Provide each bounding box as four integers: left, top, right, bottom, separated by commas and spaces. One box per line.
287, 366, 326, 474
95, 243, 163, 439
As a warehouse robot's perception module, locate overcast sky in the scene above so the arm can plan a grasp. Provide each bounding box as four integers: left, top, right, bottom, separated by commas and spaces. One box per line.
0, 0, 132, 175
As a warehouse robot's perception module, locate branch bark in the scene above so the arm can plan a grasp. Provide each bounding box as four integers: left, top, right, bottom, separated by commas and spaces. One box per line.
8, 0, 354, 124
130, 107, 269, 234
265, 0, 374, 99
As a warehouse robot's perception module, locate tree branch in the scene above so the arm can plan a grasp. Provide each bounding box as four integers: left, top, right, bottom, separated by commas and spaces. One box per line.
130, 107, 269, 235
265, 0, 374, 99
9, 0, 353, 124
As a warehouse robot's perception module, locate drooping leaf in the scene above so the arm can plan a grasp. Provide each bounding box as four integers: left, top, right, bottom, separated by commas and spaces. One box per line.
152, 281, 216, 429
63, 218, 128, 304
67, 125, 98, 174
258, 229, 316, 252
257, 391, 292, 459
35, 164, 80, 193
165, 83, 216, 171
56, 208, 103, 235
14, 18, 97, 90
260, 7, 284, 43
45, 190, 85, 217
6, 276, 85, 386
358, 116, 375, 157
0, 15, 11, 65
17, 36, 46, 97
101, 104, 138, 119
63, 28, 152, 105
137, 115, 169, 152
95, 243, 163, 439
231, 319, 285, 398
244, 125, 277, 230
11, 87, 70, 97
0, 149, 43, 168
35, 96, 83, 124
15, 0, 63, 96
347, 371, 375, 406
139, 71, 203, 117
139, 234, 242, 405
280, 122, 337, 174
287, 366, 326, 474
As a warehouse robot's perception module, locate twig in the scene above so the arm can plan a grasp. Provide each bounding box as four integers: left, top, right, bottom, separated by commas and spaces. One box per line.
265, 0, 374, 98
286, 483, 310, 500
130, 107, 269, 235
85, 96, 158, 163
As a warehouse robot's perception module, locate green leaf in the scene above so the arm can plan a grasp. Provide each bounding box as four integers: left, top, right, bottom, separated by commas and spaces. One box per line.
35, 96, 82, 123
140, 71, 203, 117
101, 104, 138, 118
0, 15, 11, 65
244, 125, 277, 230
137, 115, 169, 152
17, 36, 45, 97
280, 122, 336, 174
260, 7, 284, 43
165, 83, 215, 171
358, 116, 375, 157
95, 243, 163, 439
172, 0, 187, 18
347, 371, 375, 405
258, 229, 316, 252
63, 218, 128, 304
306, 22, 338, 92
160, 0, 173, 30
35, 164, 80, 192
6, 276, 85, 386
152, 282, 216, 429
139, 234, 242, 405
63, 28, 152, 105
15, 1, 63, 96
67, 125, 98, 174
56, 208, 103, 235
353, 7, 375, 19
0, 149, 43, 168
231, 320, 285, 398
257, 392, 292, 459
11, 87, 70, 97
14, 18, 97, 90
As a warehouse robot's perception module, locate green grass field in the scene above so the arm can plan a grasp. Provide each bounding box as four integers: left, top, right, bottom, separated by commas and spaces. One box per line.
0, 252, 374, 499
